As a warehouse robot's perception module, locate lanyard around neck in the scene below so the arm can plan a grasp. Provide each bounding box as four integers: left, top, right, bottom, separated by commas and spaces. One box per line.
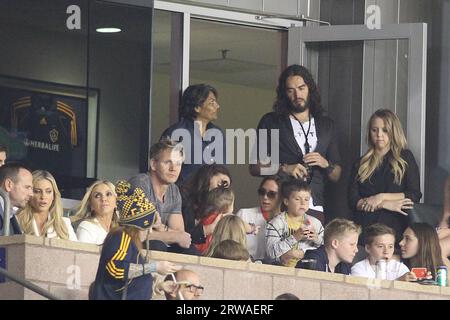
291, 113, 312, 154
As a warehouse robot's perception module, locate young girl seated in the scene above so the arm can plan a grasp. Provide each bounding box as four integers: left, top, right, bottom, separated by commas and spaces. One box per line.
204, 214, 248, 257
351, 223, 409, 280
398, 222, 445, 282
266, 179, 323, 267
194, 187, 234, 255
211, 239, 251, 261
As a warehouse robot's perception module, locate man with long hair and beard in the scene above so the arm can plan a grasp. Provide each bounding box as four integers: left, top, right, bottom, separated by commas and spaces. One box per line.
251, 65, 342, 224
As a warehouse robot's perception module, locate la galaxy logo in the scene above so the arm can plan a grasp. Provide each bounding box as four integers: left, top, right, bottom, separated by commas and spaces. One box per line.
49, 129, 59, 143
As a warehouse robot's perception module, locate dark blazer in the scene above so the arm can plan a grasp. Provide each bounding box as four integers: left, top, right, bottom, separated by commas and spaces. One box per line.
348, 149, 422, 245
0, 201, 22, 236
257, 112, 341, 207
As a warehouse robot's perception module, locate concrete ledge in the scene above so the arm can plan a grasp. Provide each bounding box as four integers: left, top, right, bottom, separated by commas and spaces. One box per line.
44, 238, 100, 253
0, 235, 44, 246
296, 268, 345, 282
145, 250, 199, 264
2, 238, 450, 300
393, 280, 441, 295
440, 286, 450, 296
200, 256, 248, 270
345, 275, 392, 289
248, 262, 296, 276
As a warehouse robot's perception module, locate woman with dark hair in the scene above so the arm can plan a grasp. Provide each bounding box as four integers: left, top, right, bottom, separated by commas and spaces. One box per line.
160, 84, 225, 184
398, 223, 444, 282
180, 164, 232, 246
348, 109, 421, 247
236, 175, 283, 261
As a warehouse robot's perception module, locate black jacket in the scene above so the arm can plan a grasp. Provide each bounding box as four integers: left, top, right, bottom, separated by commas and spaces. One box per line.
296, 245, 352, 275
257, 112, 341, 207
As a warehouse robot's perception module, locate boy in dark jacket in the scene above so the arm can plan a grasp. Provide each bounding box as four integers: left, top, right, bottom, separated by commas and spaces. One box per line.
297, 218, 360, 274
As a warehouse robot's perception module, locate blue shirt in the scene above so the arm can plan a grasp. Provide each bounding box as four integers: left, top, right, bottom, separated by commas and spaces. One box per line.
160, 117, 226, 184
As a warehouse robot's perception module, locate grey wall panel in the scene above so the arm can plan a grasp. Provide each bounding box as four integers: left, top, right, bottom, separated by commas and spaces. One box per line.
426, 0, 450, 204
187, 0, 229, 6
368, 0, 399, 24
228, 0, 263, 11
263, 0, 298, 15
321, 0, 364, 25
309, 0, 321, 20
396, 39, 408, 128
399, 0, 425, 23
372, 40, 397, 112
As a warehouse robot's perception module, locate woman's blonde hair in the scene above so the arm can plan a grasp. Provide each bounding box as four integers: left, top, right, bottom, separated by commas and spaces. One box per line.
16, 170, 69, 239
71, 180, 119, 228
358, 109, 408, 185
205, 215, 247, 257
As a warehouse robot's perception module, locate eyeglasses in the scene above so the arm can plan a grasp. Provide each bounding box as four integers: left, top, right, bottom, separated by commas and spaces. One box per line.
257, 188, 278, 199
182, 284, 204, 295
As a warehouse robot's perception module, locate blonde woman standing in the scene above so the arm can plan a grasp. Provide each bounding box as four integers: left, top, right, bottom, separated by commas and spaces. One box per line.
71, 180, 119, 245
348, 109, 421, 247
16, 170, 77, 241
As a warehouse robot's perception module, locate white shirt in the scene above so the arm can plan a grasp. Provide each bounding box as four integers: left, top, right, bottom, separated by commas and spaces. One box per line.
236, 207, 268, 261
351, 258, 409, 280
289, 116, 323, 212
76, 218, 108, 245
32, 215, 78, 241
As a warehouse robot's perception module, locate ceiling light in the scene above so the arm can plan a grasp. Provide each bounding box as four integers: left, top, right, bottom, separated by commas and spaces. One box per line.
96, 27, 121, 33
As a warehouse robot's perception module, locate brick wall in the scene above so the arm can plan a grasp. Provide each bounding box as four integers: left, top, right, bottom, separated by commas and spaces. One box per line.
0, 235, 449, 300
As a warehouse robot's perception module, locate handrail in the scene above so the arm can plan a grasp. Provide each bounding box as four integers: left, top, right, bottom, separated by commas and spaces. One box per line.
0, 188, 10, 236
0, 267, 60, 300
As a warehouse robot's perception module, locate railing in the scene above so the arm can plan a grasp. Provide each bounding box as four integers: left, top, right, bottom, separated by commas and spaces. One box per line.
0, 189, 10, 236
0, 267, 59, 300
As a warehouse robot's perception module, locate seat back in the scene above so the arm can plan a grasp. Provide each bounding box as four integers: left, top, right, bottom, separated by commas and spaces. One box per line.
409, 203, 443, 227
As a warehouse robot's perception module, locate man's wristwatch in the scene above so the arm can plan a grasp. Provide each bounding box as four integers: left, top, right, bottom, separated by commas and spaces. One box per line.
326, 161, 335, 175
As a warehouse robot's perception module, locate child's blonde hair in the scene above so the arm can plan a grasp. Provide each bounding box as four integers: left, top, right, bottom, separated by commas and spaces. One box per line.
205, 215, 247, 257
324, 218, 361, 246
198, 187, 234, 220
211, 239, 250, 261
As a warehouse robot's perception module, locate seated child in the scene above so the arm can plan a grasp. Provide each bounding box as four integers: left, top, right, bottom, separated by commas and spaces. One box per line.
194, 187, 234, 255
297, 218, 361, 274
398, 223, 445, 282
211, 239, 251, 261
351, 223, 409, 280
266, 180, 323, 267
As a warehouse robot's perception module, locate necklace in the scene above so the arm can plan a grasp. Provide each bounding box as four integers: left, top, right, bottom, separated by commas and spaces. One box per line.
291, 112, 312, 154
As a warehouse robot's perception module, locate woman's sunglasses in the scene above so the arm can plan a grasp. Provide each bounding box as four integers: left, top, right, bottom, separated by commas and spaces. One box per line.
257, 188, 278, 199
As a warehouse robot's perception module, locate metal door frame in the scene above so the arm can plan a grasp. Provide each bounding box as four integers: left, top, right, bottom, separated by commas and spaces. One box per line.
288, 23, 427, 196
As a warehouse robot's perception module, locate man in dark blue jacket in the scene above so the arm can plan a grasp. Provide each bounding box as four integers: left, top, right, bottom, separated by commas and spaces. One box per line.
0, 163, 33, 236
